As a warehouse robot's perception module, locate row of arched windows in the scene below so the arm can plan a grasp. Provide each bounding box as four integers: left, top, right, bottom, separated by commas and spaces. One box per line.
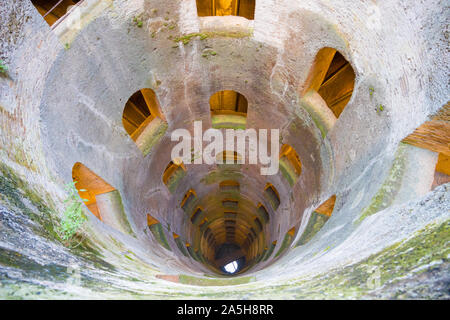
257, 194, 338, 262
31, 0, 256, 27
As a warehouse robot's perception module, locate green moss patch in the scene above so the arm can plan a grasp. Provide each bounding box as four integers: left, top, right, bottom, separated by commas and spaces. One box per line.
135, 118, 168, 157
275, 233, 294, 258
173, 30, 252, 46
0, 163, 58, 240
149, 223, 171, 251
358, 144, 407, 223
279, 157, 298, 187
211, 114, 247, 130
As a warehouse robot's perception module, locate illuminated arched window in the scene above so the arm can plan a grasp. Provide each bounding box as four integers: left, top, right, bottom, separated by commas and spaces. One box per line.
191, 207, 205, 224
173, 233, 189, 256
162, 160, 186, 193
256, 203, 269, 223
147, 214, 171, 251
72, 162, 132, 234
222, 199, 238, 209
219, 180, 240, 192
122, 89, 167, 156
196, 0, 255, 20
264, 183, 280, 210
210, 90, 248, 129
199, 217, 209, 232
296, 195, 336, 247
303, 48, 355, 118
216, 150, 243, 164
254, 217, 263, 232
279, 144, 302, 186
263, 240, 277, 261
181, 189, 197, 212
275, 227, 296, 258
72, 162, 114, 220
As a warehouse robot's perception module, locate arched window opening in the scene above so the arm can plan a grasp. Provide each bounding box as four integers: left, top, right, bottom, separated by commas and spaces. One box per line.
254, 217, 263, 232
31, 0, 82, 26
186, 242, 201, 261
191, 207, 205, 224
303, 48, 355, 118
147, 214, 171, 251
162, 160, 186, 193
402, 103, 450, 189
210, 90, 248, 130
181, 189, 197, 212
275, 227, 296, 258
296, 195, 336, 247
147, 214, 172, 251
216, 150, 243, 164
173, 233, 189, 257
279, 144, 302, 186
224, 211, 238, 219
196, 0, 255, 20
264, 183, 280, 210
72, 162, 114, 220
222, 199, 238, 209
122, 89, 167, 156
257, 247, 268, 262
72, 163, 133, 234
262, 240, 277, 261
226, 226, 235, 242
256, 203, 269, 223
199, 217, 209, 229
220, 180, 240, 192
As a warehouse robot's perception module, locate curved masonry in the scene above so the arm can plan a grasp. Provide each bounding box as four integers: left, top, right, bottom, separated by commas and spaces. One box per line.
0, 0, 448, 298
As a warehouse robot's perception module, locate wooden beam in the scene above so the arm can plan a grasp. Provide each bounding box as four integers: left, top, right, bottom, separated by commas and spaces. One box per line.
436, 153, 450, 175
402, 103, 450, 156
315, 195, 336, 217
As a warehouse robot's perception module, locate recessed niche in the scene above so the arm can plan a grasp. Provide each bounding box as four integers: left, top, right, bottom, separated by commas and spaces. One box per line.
219, 180, 240, 192
296, 195, 336, 247
181, 189, 197, 213
264, 183, 280, 210
216, 150, 243, 164
72, 162, 132, 234
256, 203, 270, 223
303, 48, 355, 118
263, 240, 277, 261
122, 89, 167, 156
275, 227, 296, 258
196, 0, 255, 20
191, 207, 205, 224
173, 233, 189, 257
279, 145, 302, 186
162, 160, 186, 193
210, 90, 248, 129
222, 199, 239, 209
147, 214, 171, 251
